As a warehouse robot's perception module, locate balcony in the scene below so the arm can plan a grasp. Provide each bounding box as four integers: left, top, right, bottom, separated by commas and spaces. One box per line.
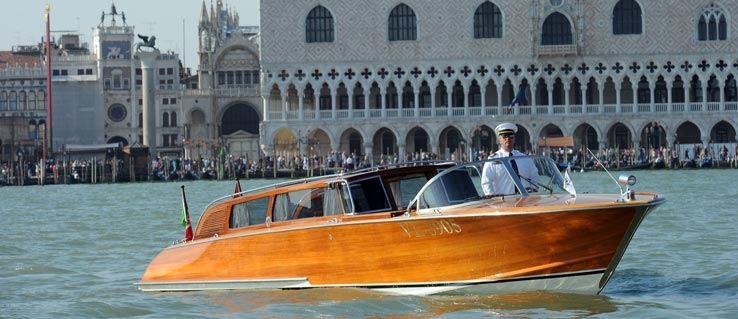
537, 44, 577, 56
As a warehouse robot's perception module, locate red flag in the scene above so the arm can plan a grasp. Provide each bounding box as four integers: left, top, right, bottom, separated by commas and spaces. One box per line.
180, 185, 193, 241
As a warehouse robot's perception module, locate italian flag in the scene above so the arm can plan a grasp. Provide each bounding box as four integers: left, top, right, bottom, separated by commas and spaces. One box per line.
180, 186, 193, 241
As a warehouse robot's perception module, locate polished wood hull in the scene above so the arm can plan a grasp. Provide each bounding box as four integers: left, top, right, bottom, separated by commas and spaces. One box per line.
138, 193, 664, 295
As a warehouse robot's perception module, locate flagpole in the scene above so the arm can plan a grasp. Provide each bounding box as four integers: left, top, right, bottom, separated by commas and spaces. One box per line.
45, 4, 53, 164
180, 185, 193, 241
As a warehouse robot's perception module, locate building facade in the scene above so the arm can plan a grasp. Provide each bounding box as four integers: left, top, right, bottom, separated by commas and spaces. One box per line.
94, 8, 185, 156
0, 48, 46, 164
183, 0, 262, 160
259, 0, 738, 162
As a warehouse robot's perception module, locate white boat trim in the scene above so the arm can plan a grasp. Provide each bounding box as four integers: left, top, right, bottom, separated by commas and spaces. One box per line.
136, 269, 605, 296
135, 277, 310, 292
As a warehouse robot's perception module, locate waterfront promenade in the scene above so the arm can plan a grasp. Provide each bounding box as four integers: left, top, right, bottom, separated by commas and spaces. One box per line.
2, 144, 737, 187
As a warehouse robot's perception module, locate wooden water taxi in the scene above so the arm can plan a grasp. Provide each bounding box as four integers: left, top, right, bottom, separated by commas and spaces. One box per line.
137, 156, 664, 295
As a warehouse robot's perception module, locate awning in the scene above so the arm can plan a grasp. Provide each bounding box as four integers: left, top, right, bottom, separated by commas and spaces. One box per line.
538, 136, 574, 148
63, 143, 121, 152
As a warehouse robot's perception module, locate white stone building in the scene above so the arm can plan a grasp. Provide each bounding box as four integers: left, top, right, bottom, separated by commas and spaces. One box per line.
259, 0, 738, 162
181, 0, 262, 161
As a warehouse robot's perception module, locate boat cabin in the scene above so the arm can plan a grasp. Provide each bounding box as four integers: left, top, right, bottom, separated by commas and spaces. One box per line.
193, 157, 571, 240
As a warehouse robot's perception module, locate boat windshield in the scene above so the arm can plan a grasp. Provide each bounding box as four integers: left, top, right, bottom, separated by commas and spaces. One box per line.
408, 156, 571, 210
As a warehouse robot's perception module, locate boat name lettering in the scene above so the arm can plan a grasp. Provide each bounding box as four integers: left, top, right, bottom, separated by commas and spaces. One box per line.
399, 219, 462, 238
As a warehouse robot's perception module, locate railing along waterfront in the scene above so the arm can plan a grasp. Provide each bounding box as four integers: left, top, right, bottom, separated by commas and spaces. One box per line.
270, 101, 738, 122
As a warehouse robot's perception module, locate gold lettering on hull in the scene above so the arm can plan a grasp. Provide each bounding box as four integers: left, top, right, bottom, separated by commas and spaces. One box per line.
399, 219, 462, 238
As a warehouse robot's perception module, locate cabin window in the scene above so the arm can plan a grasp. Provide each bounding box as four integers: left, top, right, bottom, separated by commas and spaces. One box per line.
273, 186, 343, 221
348, 177, 391, 214
387, 174, 428, 209
229, 196, 270, 229
418, 168, 480, 208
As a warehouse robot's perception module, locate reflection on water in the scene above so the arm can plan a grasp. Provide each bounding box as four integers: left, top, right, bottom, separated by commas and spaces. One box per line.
422, 292, 618, 318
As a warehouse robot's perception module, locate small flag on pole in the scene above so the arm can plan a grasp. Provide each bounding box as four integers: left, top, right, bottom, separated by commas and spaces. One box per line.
563, 165, 577, 196
180, 185, 193, 241
508, 84, 528, 114
233, 177, 242, 198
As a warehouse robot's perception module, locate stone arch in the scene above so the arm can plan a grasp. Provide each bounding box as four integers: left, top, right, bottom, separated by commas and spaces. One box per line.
471, 124, 495, 158
573, 122, 600, 150
514, 124, 532, 153
406, 126, 431, 155
373, 127, 399, 161
439, 125, 465, 160
106, 136, 129, 146
539, 123, 564, 139
339, 128, 365, 155
607, 122, 634, 149
272, 127, 299, 158
640, 121, 668, 148
675, 121, 701, 144
710, 120, 736, 143
221, 102, 260, 135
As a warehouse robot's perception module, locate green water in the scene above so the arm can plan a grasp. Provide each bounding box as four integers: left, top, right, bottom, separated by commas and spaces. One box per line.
1, 170, 737, 318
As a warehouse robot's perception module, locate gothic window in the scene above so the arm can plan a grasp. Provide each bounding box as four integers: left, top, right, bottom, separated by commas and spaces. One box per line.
655, 76, 668, 103
707, 75, 720, 102
28, 91, 36, 109
474, 1, 502, 39
388, 4, 417, 41
690, 75, 703, 102
19, 91, 27, 110
306, 5, 334, 43
726, 75, 737, 102
541, 12, 572, 45
672, 76, 685, 103
637, 76, 650, 103
171, 111, 177, 126
698, 4, 727, 41
0, 91, 7, 111
613, 0, 642, 35
112, 69, 123, 89
163, 112, 170, 127
9, 91, 17, 110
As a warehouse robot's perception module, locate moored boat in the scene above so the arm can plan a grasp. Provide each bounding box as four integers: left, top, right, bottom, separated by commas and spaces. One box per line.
137, 156, 664, 296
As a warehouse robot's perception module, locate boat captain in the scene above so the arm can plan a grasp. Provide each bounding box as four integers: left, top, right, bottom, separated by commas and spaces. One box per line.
481, 122, 539, 195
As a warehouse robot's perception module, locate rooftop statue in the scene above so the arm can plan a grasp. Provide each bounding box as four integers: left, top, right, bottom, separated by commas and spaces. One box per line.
135, 34, 158, 52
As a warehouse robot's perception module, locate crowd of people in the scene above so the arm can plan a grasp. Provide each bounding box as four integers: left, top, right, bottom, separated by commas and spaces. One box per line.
3, 141, 738, 186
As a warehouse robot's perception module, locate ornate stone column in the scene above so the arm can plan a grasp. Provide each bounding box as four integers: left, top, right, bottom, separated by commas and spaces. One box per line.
414, 87, 420, 117
281, 91, 288, 121
138, 49, 159, 158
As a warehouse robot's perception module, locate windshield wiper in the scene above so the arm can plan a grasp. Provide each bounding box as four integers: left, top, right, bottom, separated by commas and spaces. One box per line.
519, 175, 554, 194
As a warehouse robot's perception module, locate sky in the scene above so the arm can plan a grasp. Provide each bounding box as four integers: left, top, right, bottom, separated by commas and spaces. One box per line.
0, 0, 260, 70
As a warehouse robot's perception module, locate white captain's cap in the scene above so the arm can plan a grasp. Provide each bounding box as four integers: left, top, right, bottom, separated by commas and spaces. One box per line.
495, 122, 518, 136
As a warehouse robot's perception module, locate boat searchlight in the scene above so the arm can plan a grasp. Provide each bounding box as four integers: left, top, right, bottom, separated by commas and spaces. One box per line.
617, 174, 637, 201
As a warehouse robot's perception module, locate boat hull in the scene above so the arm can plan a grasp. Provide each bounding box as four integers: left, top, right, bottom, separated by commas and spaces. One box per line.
138, 194, 662, 295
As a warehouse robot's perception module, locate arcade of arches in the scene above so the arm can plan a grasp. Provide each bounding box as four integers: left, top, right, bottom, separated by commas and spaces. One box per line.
267, 120, 737, 163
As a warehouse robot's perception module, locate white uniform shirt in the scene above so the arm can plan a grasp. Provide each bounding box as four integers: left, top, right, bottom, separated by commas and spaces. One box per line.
481, 150, 539, 195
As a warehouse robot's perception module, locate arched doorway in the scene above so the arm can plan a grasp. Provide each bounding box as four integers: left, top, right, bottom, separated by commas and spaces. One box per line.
372, 128, 397, 163
471, 125, 494, 159
640, 122, 667, 148
440, 126, 465, 161
607, 123, 632, 149
573, 123, 598, 151
221, 103, 261, 160
514, 125, 532, 154
339, 128, 364, 155
406, 126, 429, 156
